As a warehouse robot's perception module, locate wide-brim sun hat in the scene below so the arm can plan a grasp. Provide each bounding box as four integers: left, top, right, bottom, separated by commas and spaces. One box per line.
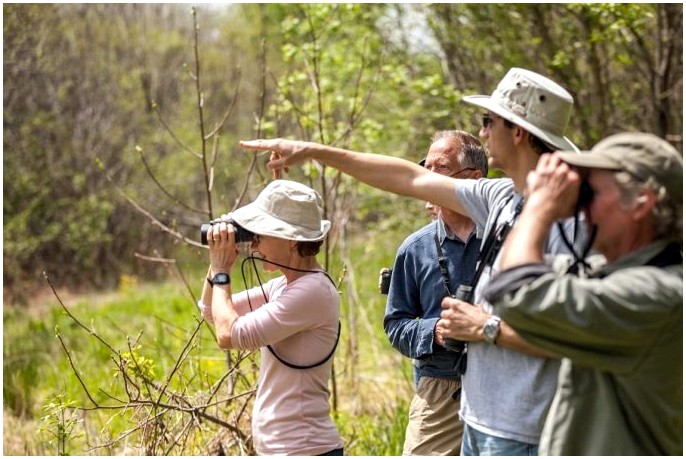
463, 67, 578, 152
556, 132, 683, 204
231, 179, 331, 241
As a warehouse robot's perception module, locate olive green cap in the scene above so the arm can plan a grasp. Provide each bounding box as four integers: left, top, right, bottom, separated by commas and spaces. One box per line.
557, 132, 682, 203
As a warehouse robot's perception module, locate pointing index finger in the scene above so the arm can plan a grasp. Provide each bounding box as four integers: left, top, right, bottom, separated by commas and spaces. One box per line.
239, 139, 268, 150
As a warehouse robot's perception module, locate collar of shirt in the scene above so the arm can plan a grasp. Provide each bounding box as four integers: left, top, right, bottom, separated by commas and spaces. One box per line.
436, 217, 476, 245
598, 239, 677, 276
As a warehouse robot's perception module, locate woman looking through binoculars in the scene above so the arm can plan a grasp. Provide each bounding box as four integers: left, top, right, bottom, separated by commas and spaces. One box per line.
199, 180, 343, 456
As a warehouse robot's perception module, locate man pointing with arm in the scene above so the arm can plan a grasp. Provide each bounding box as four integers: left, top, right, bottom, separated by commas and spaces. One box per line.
242, 68, 583, 455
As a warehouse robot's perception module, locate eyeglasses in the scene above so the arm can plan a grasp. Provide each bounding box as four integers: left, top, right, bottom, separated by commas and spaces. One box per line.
426, 163, 477, 177
482, 113, 495, 129
449, 167, 477, 178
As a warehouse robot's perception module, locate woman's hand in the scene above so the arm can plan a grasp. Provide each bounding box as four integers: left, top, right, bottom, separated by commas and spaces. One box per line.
207, 222, 239, 276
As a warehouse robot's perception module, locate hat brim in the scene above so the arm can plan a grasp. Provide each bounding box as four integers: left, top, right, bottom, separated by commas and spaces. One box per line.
231, 203, 331, 242
556, 150, 622, 171
463, 95, 578, 152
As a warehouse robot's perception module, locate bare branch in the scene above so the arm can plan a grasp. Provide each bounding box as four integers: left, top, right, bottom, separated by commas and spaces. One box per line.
105, 173, 204, 248
189, 7, 213, 220
134, 251, 199, 305
57, 332, 100, 407
156, 316, 205, 405
135, 146, 205, 214
151, 102, 199, 158
45, 271, 119, 355
204, 74, 242, 140
234, 38, 269, 208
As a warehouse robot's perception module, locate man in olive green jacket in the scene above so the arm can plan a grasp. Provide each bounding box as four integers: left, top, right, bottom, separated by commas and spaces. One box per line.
484, 132, 682, 455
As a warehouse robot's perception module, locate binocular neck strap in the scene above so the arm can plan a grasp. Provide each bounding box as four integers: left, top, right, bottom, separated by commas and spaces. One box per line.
434, 221, 454, 298
240, 255, 341, 370
463, 195, 521, 293
556, 217, 597, 276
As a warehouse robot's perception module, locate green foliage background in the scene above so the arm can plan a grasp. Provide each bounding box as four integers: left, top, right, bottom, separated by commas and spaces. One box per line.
3, 3, 682, 455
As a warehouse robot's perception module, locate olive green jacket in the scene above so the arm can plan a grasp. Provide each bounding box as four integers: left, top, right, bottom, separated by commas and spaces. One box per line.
487, 240, 682, 455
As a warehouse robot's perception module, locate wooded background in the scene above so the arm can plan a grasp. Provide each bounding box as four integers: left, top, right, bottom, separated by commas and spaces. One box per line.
4, 4, 682, 299
3, 4, 683, 455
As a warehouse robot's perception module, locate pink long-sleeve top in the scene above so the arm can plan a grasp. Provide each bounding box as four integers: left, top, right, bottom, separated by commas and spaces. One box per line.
229, 271, 342, 456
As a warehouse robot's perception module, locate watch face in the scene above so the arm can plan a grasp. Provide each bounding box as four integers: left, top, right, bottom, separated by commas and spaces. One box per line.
484, 317, 501, 343
484, 323, 497, 339
212, 273, 230, 285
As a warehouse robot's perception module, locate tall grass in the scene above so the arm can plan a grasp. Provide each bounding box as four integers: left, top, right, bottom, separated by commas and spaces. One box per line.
4, 216, 426, 455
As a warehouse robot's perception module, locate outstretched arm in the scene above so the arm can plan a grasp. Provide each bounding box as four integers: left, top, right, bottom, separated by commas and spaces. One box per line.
240, 138, 469, 216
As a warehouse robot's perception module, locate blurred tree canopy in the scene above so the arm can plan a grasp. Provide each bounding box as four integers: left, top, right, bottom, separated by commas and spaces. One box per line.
3, 3, 682, 299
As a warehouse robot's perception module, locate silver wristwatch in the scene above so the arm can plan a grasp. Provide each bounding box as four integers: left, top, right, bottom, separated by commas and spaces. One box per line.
483, 315, 502, 344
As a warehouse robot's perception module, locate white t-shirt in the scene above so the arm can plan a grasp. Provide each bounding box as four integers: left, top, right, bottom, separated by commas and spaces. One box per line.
456, 177, 580, 444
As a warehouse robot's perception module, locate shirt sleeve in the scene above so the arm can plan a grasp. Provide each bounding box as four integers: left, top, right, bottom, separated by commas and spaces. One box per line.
456, 177, 514, 237
383, 239, 437, 360
231, 283, 270, 316
488, 264, 682, 375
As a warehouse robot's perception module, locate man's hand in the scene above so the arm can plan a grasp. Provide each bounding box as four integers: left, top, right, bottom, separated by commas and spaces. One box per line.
436, 297, 490, 342
497, 153, 583, 271
524, 153, 582, 223
240, 138, 314, 177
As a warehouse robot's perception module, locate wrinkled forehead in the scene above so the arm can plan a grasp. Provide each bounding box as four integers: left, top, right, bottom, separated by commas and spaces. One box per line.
425, 140, 463, 167
585, 167, 619, 188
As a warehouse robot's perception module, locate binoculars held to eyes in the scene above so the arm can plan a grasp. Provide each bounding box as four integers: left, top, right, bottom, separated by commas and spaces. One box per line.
200, 220, 255, 245
577, 179, 594, 209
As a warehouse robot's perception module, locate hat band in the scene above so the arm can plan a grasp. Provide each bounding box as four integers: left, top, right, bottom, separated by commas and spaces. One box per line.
258, 204, 322, 232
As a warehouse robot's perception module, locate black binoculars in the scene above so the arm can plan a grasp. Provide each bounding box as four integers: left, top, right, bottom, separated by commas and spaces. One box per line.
200, 220, 255, 245
577, 179, 594, 209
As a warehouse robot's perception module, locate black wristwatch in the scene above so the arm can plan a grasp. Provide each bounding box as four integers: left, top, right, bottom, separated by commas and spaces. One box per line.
207, 272, 230, 287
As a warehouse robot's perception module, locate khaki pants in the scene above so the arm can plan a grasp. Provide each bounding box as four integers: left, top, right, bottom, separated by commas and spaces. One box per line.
402, 376, 463, 456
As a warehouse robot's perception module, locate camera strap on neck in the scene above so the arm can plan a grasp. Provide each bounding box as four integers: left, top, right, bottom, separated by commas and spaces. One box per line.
464, 194, 522, 293
241, 257, 341, 370
556, 194, 598, 276
268, 321, 341, 370
557, 219, 597, 276
434, 220, 454, 298
439, 196, 520, 375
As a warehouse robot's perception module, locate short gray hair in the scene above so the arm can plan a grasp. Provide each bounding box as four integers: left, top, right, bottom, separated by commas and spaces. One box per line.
614, 171, 682, 240
431, 130, 488, 176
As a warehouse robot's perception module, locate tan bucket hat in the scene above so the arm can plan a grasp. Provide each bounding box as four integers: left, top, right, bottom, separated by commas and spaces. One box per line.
557, 132, 683, 203
463, 67, 578, 151
231, 180, 331, 241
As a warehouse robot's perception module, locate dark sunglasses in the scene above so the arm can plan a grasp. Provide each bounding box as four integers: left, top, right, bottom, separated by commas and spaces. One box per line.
482, 113, 495, 129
